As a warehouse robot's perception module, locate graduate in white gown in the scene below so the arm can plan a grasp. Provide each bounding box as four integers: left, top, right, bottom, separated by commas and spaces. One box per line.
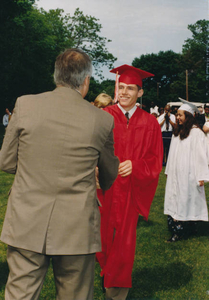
164, 99, 209, 242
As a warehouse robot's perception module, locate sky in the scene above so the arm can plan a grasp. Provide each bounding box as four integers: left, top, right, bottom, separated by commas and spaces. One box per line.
35, 0, 209, 80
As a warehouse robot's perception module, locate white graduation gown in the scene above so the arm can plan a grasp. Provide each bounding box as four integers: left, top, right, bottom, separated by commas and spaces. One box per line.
164, 127, 209, 221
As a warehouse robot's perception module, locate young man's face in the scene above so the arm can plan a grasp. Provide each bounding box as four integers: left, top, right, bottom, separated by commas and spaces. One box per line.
118, 83, 143, 111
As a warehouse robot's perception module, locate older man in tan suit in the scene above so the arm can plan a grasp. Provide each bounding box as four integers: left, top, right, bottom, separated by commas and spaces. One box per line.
0, 48, 119, 300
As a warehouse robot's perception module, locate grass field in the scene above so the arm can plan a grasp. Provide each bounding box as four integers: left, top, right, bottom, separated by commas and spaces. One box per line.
1, 127, 209, 299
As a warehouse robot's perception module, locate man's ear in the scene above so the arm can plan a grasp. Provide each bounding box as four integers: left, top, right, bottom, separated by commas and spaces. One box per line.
137, 89, 144, 98
80, 76, 90, 98
84, 76, 90, 87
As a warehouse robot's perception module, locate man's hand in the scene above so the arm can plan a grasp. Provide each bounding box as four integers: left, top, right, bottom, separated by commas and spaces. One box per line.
95, 167, 101, 189
118, 160, 132, 177
199, 180, 204, 186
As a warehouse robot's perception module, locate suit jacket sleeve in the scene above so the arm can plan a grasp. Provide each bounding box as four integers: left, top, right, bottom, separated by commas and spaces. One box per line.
98, 121, 119, 191
0, 99, 20, 174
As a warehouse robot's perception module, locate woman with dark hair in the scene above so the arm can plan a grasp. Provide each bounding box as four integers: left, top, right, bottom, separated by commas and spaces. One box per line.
164, 99, 209, 242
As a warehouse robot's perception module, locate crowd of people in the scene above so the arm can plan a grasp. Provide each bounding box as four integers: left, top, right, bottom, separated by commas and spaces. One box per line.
0, 48, 209, 300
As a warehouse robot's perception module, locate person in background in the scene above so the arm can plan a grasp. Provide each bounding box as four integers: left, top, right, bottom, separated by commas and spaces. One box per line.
158, 104, 176, 166
96, 64, 163, 300
203, 105, 209, 158
150, 101, 159, 116
171, 106, 178, 116
2, 108, 11, 129
158, 107, 164, 116
204, 104, 209, 121
157, 107, 164, 121
8, 109, 13, 122
151, 112, 158, 118
0, 48, 119, 300
94, 93, 114, 191
164, 99, 209, 242
203, 121, 209, 160
196, 106, 206, 130
94, 93, 113, 109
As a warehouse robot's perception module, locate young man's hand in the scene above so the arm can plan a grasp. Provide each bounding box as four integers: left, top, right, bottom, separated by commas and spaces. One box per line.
118, 160, 132, 177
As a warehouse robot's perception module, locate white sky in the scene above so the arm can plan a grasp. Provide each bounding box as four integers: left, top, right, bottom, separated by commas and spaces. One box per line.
35, 0, 209, 80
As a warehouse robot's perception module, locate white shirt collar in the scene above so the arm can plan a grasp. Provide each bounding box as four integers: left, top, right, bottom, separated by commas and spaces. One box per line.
117, 103, 137, 118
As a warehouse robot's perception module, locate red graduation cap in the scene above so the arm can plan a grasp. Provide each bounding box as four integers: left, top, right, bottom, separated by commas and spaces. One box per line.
110, 64, 154, 87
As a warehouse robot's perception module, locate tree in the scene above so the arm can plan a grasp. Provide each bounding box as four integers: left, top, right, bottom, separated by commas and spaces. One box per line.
0, 1, 117, 116
68, 8, 117, 76
132, 20, 209, 106
132, 50, 182, 108
40, 7, 117, 78
85, 78, 115, 103
0, 0, 34, 110
0, 0, 58, 114
180, 19, 209, 102
183, 19, 208, 58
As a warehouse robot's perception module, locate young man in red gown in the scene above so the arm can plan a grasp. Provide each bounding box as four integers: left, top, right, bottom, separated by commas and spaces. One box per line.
96, 65, 163, 300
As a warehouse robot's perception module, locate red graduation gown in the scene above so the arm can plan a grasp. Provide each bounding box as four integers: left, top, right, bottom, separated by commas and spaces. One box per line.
96, 105, 163, 288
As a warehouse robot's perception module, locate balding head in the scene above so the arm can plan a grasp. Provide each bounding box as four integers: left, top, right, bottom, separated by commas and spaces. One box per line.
54, 48, 92, 89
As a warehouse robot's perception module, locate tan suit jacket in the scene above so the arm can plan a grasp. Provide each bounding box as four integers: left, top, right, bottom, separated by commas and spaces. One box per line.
0, 87, 119, 255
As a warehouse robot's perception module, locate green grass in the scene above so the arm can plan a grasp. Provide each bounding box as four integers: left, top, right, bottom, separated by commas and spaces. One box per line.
0, 152, 209, 299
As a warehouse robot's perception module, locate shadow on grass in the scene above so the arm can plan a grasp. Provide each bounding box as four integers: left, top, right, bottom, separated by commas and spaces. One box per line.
137, 216, 155, 228
129, 262, 192, 299
137, 216, 209, 239
196, 221, 209, 237
0, 261, 8, 290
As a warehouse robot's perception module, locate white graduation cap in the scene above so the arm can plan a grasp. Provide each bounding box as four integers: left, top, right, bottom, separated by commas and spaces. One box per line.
178, 98, 199, 115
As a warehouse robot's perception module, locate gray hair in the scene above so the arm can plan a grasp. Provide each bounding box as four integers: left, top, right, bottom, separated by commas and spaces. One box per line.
54, 48, 92, 89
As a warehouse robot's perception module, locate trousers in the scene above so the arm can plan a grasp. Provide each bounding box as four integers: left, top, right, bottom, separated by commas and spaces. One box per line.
5, 245, 95, 300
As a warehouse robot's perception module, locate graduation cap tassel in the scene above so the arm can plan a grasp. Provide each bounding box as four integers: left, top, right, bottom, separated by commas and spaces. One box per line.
114, 71, 119, 103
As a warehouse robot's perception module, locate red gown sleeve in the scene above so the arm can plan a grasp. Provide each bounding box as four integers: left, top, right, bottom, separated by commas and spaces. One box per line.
131, 119, 163, 219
